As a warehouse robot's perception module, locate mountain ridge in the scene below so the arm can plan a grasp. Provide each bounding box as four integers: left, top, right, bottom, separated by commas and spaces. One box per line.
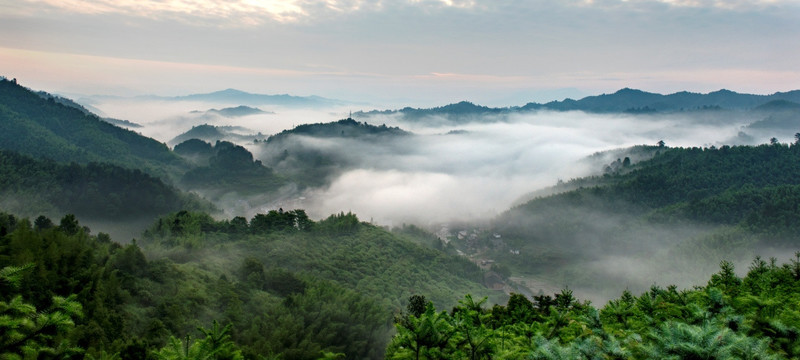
356, 88, 800, 122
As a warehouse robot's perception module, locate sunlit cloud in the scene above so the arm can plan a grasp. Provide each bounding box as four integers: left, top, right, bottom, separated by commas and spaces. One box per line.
12, 0, 481, 26
22, 0, 307, 24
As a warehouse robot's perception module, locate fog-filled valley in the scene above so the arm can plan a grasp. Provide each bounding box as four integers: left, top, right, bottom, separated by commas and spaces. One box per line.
4, 77, 800, 359
78, 87, 800, 305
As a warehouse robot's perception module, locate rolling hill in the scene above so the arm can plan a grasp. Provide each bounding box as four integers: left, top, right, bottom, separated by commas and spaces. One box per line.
0, 78, 185, 177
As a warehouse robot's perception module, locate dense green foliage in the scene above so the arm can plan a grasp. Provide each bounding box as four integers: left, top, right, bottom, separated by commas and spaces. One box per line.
388, 257, 800, 359
178, 140, 285, 196
455, 142, 800, 300
266, 118, 409, 140
0, 210, 493, 359
0, 150, 210, 220
169, 125, 262, 148
0, 79, 184, 177
257, 118, 409, 187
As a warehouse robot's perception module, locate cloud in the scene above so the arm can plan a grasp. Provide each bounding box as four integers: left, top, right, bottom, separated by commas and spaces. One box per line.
571, 0, 797, 10
10, 0, 482, 26
20, 0, 793, 28
241, 109, 761, 226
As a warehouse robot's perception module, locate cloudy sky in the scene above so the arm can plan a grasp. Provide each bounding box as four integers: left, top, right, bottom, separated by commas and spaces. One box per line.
1, 0, 798, 106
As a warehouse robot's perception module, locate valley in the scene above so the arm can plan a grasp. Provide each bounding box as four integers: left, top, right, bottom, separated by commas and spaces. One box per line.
3, 77, 800, 359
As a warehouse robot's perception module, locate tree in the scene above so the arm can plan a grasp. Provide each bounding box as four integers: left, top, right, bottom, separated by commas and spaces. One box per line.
153, 321, 244, 360
34, 215, 54, 231
389, 302, 456, 360
657, 140, 665, 147
59, 214, 81, 235
407, 295, 428, 318
0, 265, 84, 359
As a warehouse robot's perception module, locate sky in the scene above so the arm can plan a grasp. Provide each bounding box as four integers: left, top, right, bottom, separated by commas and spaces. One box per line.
1, 0, 799, 106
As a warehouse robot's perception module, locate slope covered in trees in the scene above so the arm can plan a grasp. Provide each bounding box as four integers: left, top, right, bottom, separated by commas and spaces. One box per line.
471, 141, 800, 301
256, 118, 410, 187
0, 209, 496, 359
387, 257, 800, 359
0, 150, 210, 220
0, 79, 185, 177
176, 140, 285, 197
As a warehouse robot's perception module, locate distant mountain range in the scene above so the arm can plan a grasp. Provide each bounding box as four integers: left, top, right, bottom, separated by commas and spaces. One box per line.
357, 88, 800, 122
189, 105, 273, 118
141, 88, 349, 108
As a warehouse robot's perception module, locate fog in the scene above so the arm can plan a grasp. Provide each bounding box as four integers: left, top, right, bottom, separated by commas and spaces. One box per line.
263, 111, 757, 225
85, 96, 773, 227
82, 95, 795, 303
83, 96, 354, 143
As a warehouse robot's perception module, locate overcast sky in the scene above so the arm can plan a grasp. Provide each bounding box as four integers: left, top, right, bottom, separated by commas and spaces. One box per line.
1, 0, 798, 106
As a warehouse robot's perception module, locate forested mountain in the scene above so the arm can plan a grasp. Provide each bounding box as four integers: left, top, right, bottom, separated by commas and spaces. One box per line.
190, 105, 271, 118
747, 100, 800, 132
5, 208, 800, 359
0, 79, 185, 177
265, 117, 409, 141
463, 141, 800, 301
176, 140, 285, 197
357, 101, 513, 123
169, 124, 261, 147
257, 118, 411, 187
0, 150, 210, 220
357, 88, 800, 124
524, 88, 800, 112
0, 209, 495, 359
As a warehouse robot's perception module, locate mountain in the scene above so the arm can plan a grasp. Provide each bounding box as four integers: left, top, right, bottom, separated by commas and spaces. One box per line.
443, 142, 800, 302
356, 101, 513, 123
35, 89, 143, 127
189, 105, 272, 118
259, 118, 411, 187
0, 79, 184, 177
266, 117, 410, 141
746, 100, 800, 132
176, 140, 285, 197
168, 124, 262, 147
531, 88, 800, 112
153, 88, 347, 108
0, 150, 210, 220
358, 88, 800, 123
0, 208, 495, 359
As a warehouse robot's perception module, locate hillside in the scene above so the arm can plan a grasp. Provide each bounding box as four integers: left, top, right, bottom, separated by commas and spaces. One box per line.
266, 117, 410, 141
387, 256, 800, 359
0, 150, 210, 221
176, 140, 285, 197
168, 124, 262, 147
0, 209, 496, 359
0, 79, 185, 177
443, 141, 800, 301
258, 118, 411, 187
